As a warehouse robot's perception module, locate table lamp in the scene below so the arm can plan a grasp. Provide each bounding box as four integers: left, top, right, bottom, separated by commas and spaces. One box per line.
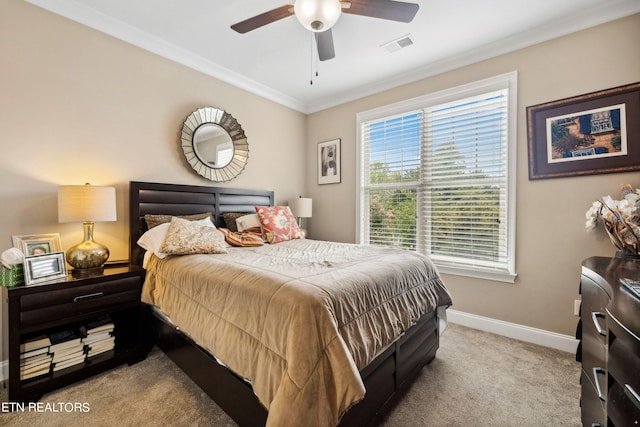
58, 183, 116, 272
288, 197, 312, 236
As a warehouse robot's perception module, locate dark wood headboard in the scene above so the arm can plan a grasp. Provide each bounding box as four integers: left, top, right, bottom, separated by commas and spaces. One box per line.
129, 181, 274, 266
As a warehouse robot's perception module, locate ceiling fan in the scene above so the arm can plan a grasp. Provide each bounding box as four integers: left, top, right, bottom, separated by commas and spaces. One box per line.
230, 0, 419, 61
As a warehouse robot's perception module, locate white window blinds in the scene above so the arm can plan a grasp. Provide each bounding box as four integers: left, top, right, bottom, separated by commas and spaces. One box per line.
424, 90, 509, 270
361, 112, 422, 250
358, 73, 516, 282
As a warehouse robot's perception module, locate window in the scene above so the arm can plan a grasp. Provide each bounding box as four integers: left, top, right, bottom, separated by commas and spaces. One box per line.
357, 73, 517, 282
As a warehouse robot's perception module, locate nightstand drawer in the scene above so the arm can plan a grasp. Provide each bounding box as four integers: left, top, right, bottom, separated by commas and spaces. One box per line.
20, 276, 141, 326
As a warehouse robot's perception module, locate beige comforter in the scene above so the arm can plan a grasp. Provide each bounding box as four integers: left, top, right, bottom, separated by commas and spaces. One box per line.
141, 239, 451, 426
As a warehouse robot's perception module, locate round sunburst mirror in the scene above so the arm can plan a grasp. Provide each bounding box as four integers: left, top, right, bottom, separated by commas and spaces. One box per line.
180, 106, 249, 182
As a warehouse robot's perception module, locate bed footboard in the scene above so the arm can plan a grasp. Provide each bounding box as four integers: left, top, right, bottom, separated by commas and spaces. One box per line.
147, 308, 268, 427
339, 310, 439, 426
147, 306, 440, 427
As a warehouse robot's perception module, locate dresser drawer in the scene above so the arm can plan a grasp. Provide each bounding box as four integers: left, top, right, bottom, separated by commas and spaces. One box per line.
580, 275, 609, 373
580, 369, 606, 427
608, 314, 640, 395
608, 380, 640, 426
20, 276, 142, 326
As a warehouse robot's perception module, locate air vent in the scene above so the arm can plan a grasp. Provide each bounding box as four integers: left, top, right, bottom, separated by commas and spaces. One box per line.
381, 34, 415, 53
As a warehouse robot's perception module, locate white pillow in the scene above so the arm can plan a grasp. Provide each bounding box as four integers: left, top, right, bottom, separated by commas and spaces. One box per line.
137, 217, 215, 258
236, 213, 262, 232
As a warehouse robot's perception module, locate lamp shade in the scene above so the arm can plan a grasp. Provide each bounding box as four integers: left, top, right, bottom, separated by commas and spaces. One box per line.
288, 197, 313, 218
58, 184, 117, 223
294, 0, 342, 32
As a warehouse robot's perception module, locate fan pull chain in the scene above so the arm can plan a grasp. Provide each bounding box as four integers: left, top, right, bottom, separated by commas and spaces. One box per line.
316, 44, 319, 80
310, 33, 314, 85
309, 33, 319, 85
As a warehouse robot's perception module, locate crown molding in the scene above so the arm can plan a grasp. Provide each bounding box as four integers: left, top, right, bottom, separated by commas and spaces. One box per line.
304, 0, 640, 113
25, 0, 640, 115
24, 0, 307, 112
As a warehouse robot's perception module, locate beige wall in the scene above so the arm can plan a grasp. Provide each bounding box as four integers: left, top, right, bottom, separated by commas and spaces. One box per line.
0, 1, 306, 360
1, 0, 638, 365
305, 13, 640, 336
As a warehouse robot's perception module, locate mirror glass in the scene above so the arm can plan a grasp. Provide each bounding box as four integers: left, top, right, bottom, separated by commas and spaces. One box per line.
181, 107, 249, 182
193, 123, 234, 168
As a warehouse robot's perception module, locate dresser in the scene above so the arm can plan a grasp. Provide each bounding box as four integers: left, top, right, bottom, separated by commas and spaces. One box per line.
579, 256, 640, 426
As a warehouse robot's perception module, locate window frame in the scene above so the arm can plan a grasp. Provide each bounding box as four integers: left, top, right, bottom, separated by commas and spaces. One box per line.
356, 72, 518, 283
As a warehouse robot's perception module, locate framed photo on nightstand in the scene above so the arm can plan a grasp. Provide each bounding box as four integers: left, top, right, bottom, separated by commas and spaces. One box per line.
24, 251, 67, 285
12, 233, 62, 256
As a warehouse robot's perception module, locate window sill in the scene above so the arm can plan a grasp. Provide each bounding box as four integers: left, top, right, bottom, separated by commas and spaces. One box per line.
436, 264, 517, 283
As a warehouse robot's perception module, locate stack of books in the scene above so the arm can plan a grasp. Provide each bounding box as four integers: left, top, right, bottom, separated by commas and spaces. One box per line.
49, 328, 86, 372
19, 335, 53, 380
18, 316, 118, 378
81, 316, 115, 359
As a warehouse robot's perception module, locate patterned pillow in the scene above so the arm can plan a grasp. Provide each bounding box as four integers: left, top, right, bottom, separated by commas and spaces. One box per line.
236, 213, 262, 233
222, 213, 246, 232
145, 212, 212, 229
218, 228, 264, 247
254, 206, 304, 244
159, 217, 227, 255
137, 217, 215, 258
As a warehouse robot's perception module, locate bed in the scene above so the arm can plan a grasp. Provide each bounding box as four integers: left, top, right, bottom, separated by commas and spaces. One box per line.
129, 181, 452, 427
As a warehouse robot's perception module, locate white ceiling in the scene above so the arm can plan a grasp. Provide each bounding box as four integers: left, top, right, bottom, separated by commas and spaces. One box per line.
26, 0, 640, 113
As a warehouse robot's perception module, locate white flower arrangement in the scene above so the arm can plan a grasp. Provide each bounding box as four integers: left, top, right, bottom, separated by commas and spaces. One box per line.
585, 183, 640, 255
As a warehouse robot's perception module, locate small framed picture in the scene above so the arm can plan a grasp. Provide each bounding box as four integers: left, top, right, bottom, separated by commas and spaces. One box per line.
318, 138, 341, 185
24, 251, 68, 285
12, 233, 62, 256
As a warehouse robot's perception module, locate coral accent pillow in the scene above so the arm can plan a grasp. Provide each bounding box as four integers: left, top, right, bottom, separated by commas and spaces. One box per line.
159, 217, 227, 255
255, 206, 304, 243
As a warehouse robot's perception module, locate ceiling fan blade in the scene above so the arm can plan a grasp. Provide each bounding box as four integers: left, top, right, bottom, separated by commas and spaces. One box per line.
343, 0, 419, 23
231, 5, 294, 34
315, 29, 335, 61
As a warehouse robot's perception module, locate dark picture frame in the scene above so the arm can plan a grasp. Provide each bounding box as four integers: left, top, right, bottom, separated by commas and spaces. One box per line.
526, 82, 640, 180
318, 138, 341, 185
24, 251, 68, 285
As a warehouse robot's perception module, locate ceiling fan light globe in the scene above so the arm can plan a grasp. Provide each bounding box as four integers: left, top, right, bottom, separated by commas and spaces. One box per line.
294, 0, 342, 32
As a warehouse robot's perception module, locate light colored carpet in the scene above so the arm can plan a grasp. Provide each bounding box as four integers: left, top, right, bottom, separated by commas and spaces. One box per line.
0, 323, 581, 426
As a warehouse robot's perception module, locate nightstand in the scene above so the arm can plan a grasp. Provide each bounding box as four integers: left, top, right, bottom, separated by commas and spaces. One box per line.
3, 264, 151, 402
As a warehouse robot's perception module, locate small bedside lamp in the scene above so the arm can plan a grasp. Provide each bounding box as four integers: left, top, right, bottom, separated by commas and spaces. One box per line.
288, 197, 312, 236
58, 183, 116, 272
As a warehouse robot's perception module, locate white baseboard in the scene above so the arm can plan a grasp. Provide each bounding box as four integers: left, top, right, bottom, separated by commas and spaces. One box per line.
447, 309, 579, 354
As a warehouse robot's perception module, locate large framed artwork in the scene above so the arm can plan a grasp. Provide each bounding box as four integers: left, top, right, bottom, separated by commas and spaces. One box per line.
526, 82, 640, 180
318, 138, 341, 185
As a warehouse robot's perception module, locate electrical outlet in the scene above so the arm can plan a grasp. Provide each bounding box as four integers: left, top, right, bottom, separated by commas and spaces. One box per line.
574, 299, 581, 316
